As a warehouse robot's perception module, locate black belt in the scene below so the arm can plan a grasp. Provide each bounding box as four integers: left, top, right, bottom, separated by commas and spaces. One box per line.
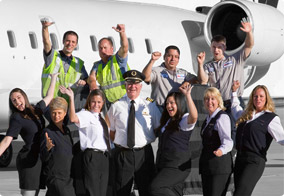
86, 148, 108, 154
114, 144, 145, 151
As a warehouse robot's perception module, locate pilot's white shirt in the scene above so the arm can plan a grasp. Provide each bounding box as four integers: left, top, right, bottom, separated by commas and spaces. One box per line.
75, 109, 108, 151
108, 95, 161, 148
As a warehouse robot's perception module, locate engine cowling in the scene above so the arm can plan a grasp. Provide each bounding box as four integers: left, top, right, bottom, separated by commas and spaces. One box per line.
204, 0, 284, 66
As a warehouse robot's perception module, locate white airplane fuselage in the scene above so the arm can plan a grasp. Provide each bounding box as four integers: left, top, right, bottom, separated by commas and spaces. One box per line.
0, 0, 284, 132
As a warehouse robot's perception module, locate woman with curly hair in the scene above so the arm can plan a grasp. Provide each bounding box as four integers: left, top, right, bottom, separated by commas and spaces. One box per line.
231, 81, 284, 196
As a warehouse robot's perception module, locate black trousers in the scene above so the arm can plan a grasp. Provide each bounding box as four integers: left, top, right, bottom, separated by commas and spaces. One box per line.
201, 173, 231, 196
113, 144, 155, 196
45, 177, 76, 196
83, 149, 109, 196
233, 152, 265, 196
150, 167, 190, 196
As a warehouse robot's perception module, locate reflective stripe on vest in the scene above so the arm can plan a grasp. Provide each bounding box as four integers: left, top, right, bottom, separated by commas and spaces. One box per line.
96, 55, 130, 102
41, 50, 84, 98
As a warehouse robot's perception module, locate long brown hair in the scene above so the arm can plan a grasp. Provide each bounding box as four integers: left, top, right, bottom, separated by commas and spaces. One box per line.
84, 89, 106, 112
236, 85, 275, 126
9, 88, 42, 120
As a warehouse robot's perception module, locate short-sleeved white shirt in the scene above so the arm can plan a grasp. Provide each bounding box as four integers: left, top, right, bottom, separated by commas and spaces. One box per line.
75, 109, 108, 151
161, 113, 196, 133
108, 96, 161, 148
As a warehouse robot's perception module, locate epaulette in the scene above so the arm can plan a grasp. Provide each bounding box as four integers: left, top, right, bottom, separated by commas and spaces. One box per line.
146, 97, 154, 103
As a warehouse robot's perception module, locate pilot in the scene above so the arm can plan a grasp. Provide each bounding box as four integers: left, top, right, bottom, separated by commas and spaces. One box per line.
41, 19, 88, 105
142, 45, 198, 112
107, 70, 161, 196
196, 17, 254, 112
88, 24, 130, 109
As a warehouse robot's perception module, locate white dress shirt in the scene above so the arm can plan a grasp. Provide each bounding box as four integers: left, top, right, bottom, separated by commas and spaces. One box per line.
161, 113, 196, 133
202, 108, 233, 155
231, 92, 284, 145
75, 109, 108, 151
108, 95, 161, 148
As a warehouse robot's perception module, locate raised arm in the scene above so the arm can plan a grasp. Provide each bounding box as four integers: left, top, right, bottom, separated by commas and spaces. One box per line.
197, 52, 208, 84
142, 52, 161, 82
113, 24, 128, 58
59, 86, 79, 124
240, 17, 254, 58
88, 70, 98, 91
231, 80, 244, 121
41, 19, 54, 54
0, 136, 13, 156
179, 84, 198, 124
42, 73, 59, 106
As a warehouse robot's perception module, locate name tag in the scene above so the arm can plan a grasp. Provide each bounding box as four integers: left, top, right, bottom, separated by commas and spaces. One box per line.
177, 74, 185, 79
161, 73, 168, 78
223, 61, 233, 68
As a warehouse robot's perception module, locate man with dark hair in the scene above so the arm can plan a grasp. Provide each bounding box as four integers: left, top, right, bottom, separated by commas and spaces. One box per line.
88, 24, 130, 108
41, 20, 88, 103
142, 45, 198, 111
197, 18, 254, 108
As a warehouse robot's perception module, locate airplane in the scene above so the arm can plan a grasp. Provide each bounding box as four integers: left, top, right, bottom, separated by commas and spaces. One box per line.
0, 0, 284, 194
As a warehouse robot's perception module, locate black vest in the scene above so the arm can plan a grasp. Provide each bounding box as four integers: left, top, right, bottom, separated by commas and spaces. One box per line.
236, 112, 276, 161
199, 110, 233, 175
156, 122, 192, 170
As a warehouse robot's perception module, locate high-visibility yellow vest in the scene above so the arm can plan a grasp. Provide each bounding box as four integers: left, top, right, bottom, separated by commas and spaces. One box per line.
96, 55, 130, 103
41, 50, 84, 100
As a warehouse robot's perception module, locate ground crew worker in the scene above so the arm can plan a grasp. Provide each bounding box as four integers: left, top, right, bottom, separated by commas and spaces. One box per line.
88, 24, 130, 109
41, 19, 88, 104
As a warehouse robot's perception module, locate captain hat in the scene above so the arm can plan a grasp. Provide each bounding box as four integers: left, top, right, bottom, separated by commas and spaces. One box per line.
123, 70, 145, 83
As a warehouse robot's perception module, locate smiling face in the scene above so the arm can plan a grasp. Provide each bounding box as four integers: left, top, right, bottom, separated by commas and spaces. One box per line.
10, 92, 26, 111
51, 109, 66, 125
204, 95, 219, 116
211, 41, 226, 61
253, 88, 266, 113
166, 96, 178, 117
99, 39, 114, 63
126, 81, 142, 100
62, 34, 78, 56
90, 95, 104, 113
164, 49, 180, 71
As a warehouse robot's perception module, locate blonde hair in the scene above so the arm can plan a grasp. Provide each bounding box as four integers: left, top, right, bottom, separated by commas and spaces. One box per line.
203, 87, 226, 111
236, 85, 275, 126
49, 97, 68, 113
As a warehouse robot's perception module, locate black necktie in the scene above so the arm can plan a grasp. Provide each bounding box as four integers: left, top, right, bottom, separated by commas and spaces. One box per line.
127, 100, 135, 148
99, 113, 111, 151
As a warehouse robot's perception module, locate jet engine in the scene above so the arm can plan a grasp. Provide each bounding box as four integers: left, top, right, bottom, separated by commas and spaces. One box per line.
203, 0, 284, 87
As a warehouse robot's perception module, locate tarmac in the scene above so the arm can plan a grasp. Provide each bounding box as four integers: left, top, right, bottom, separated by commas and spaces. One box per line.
0, 139, 283, 196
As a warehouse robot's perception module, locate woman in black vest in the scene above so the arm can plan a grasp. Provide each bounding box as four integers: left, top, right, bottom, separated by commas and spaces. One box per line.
150, 84, 198, 196
231, 81, 284, 196
199, 87, 233, 196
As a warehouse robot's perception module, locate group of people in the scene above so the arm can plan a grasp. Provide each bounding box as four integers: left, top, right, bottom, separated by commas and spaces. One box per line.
0, 17, 283, 196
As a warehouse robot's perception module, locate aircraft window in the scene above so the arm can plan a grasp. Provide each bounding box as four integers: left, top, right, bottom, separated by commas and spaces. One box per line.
90, 35, 98, 51
50, 33, 59, 49
7, 30, 17, 48
29, 32, 38, 49
108, 36, 116, 52
145, 39, 152, 54
128, 38, 135, 53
